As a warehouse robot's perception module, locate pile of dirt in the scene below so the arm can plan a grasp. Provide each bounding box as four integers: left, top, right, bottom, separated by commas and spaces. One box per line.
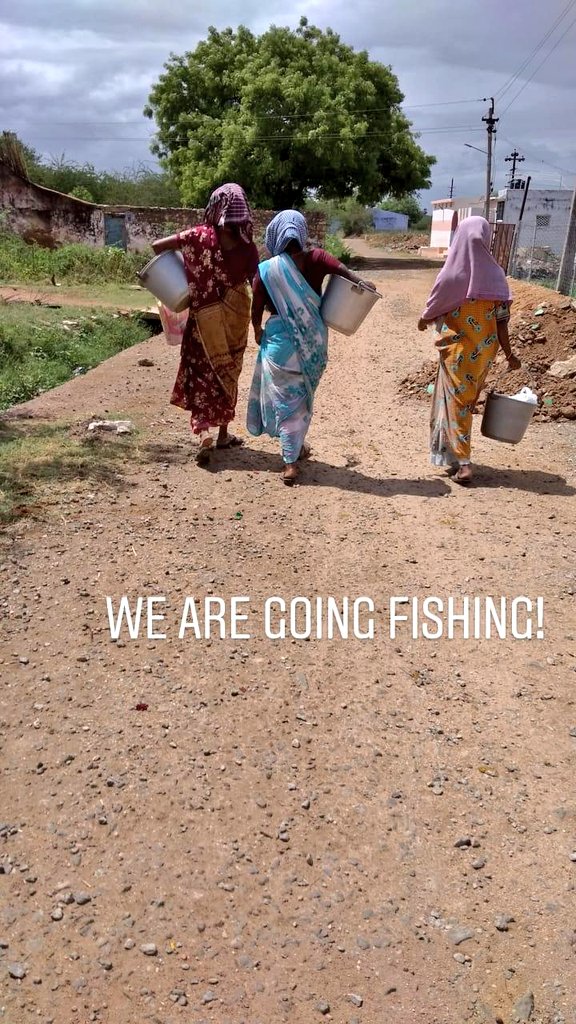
364, 232, 429, 252
399, 282, 576, 421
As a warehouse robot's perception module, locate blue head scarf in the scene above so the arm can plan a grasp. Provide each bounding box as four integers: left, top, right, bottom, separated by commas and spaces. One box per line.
265, 210, 308, 256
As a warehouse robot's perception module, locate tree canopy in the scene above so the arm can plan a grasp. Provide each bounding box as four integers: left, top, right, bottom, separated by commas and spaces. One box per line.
144, 18, 436, 208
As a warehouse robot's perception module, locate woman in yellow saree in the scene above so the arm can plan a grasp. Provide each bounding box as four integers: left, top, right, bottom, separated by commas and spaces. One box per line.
418, 217, 521, 485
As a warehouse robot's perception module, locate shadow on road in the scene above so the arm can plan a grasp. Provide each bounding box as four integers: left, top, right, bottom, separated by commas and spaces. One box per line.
209, 447, 576, 499
216, 447, 452, 498
350, 255, 444, 272
472, 465, 576, 496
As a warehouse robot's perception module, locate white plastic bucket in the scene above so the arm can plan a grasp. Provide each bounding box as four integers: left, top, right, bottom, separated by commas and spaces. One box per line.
320, 276, 381, 336
481, 391, 536, 444
137, 250, 190, 312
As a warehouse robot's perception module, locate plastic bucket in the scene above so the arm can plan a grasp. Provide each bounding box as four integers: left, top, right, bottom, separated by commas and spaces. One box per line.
320, 276, 382, 336
137, 250, 189, 312
481, 391, 536, 444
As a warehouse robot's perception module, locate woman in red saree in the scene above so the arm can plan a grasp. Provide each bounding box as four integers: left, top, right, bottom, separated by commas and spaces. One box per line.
152, 184, 259, 464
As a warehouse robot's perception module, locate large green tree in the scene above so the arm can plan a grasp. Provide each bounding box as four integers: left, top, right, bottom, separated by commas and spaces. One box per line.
144, 19, 436, 208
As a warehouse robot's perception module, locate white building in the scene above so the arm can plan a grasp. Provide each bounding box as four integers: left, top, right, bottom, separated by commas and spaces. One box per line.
494, 186, 572, 255
422, 184, 572, 258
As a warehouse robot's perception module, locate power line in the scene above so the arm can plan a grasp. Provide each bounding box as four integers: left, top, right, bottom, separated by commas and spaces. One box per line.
12, 125, 485, 144
497, 0, 576, 100
501, 10, 576, 114
403, 98, 486, 110
499, 133, 576, 178
2, 98, 487, 129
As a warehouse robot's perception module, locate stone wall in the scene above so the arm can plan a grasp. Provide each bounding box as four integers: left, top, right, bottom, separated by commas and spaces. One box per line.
0, 164, 327, 253
95, 205, 326, 253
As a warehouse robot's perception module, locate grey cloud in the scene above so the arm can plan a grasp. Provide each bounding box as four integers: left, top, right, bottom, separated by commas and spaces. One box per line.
0, 1, 574, 202
2, 0, 289, 42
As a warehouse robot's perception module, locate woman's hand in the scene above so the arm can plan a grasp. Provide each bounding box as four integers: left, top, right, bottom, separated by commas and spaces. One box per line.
507, 353, 521, 371
359, 279, 377, 291
152, 234, 179, 254
418, 318, 429, 332
254, 326, 263, 346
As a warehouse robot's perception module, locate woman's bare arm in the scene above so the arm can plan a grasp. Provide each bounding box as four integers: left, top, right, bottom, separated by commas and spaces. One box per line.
496, 316, 521, 369
151, 233, 180, 254
334, 263, 376, 291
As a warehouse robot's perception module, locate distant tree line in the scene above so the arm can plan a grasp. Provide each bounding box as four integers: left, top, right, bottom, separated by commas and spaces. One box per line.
306, 195, 431, 236
1, 132, 181, 208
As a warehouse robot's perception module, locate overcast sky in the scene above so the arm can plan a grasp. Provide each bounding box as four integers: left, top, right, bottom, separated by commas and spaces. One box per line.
1, 0, 575, 208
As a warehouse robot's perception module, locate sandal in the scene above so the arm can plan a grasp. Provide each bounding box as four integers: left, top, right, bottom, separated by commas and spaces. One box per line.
216, 433, 244, 449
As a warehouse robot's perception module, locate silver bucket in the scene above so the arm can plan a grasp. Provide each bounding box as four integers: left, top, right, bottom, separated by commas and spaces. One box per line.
137, 250, 190, 313
481, 391, 536, 444
321, 276, 382, 336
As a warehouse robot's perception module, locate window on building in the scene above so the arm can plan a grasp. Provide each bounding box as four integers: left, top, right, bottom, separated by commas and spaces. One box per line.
536, 214, 551, 228
496, 201, 505, 221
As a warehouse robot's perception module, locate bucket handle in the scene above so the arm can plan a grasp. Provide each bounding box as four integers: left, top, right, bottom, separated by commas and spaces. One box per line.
351, 282, 382, 299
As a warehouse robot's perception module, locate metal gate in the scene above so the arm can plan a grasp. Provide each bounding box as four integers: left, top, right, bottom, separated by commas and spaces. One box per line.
104, 214, 127, 250
490, 222, 515, 272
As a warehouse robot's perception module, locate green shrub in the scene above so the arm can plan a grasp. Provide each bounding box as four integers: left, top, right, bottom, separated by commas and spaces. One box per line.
413, 215, 432, 231
324, 234, 352, 264
338, 203, 372, 237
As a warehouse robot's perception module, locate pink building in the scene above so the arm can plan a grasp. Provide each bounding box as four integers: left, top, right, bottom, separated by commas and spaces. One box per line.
421, 195, 499, 258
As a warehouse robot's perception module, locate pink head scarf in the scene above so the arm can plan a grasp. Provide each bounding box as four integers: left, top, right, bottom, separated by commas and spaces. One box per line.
422, 216, 511, 321
203, 183, 254, 243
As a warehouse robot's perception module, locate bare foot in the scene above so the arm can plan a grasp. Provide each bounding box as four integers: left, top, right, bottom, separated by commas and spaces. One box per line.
454, 465, 473, 485
298, 443, 311, 461
283, 464, 299, 486
196, 436, 214, 465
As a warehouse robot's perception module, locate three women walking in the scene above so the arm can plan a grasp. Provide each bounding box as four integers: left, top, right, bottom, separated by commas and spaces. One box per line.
152, 190, 517, 488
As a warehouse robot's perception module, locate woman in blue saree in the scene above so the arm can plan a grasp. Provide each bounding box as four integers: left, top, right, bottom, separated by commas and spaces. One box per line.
247, 211, 374, 484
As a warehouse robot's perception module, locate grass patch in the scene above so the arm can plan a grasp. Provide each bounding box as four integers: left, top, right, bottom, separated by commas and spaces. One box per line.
1, 282, 154, 309
0, 420, 135, 524
0, 303, 155, 410
0, 232, 151, 285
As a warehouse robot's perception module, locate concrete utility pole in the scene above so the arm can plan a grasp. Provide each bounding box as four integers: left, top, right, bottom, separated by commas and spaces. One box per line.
482, 98, 498, 220
505, 149, 524, 185
556, 185, 576, 295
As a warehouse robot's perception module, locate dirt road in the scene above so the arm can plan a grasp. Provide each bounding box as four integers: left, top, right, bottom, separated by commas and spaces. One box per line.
2, 266, 576, 1024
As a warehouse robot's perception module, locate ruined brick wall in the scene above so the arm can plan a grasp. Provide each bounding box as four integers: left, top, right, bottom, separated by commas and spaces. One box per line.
0, 165, 100, 248
0, 165, 326, 253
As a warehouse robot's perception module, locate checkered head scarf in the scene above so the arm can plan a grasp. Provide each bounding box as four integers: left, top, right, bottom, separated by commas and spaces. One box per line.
265, 210, 309, 256
203, 183, 254, 243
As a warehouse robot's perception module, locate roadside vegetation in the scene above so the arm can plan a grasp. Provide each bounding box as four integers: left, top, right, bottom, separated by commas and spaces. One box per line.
0, 302, 154, 410
0, 231, 149, 286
